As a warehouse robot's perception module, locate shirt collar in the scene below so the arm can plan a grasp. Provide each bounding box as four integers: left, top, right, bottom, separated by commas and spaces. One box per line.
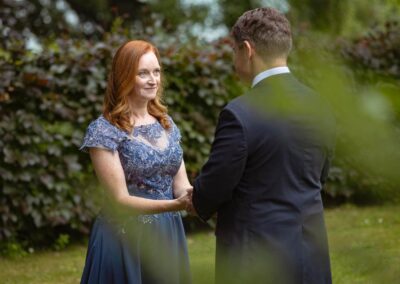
251, 66, 290, 88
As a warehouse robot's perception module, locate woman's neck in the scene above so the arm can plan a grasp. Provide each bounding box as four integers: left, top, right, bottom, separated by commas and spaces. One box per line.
129, 102, 157, 125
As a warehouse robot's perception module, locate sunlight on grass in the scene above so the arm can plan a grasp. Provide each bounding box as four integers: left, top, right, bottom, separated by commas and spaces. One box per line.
1, 206, 399, 284
326, 205, 400, 283
0, 245, 85, 284
187, 231, 216, 284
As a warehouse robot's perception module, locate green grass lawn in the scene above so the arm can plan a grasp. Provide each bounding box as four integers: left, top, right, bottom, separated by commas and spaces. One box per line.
1, 205, 399, 284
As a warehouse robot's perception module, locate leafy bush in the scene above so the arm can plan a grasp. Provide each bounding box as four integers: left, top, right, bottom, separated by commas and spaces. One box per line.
53, 233, 70, 251
342, 21, 400, 80
0, 38, 108, 246
288, 24, 400, 204
0, 23, 243, 247
2, 11, 400, 250
160, 37, 244, 176
333, 21, 400, 203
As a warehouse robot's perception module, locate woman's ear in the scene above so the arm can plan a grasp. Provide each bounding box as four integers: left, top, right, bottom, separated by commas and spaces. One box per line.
243, 40, 254, 59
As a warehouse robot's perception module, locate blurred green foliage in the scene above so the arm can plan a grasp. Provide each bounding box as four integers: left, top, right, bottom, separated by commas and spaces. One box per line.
338, 0, 400, 37
52, 234, 70, 251
288, 0, 400, 36
1, 206, 399, 282
342, 21, 400, 81
0, 0, 212, 39
289, 20, 400, 204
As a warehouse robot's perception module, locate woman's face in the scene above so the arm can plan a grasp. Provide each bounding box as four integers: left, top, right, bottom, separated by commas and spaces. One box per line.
134, 51, 161, 101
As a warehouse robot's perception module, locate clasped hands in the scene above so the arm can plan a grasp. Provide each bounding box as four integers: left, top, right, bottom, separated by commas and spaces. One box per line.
176, 187, 197, 216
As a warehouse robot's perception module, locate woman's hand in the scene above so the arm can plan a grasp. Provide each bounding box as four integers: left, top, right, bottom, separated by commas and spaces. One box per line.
185, 188, 198, 216
173, 190, 192, 211
90, 148, 193, 214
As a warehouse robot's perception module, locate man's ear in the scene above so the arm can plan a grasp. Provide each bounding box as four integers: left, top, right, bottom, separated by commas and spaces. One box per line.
243, 40, 253, 59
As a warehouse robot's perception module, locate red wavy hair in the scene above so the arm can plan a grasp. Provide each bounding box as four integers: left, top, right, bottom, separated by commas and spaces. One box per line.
103, 40, 171, 133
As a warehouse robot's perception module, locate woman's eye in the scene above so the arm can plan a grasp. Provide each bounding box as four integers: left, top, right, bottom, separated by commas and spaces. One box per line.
138, 72, 147, 78
154, 70, 161, 76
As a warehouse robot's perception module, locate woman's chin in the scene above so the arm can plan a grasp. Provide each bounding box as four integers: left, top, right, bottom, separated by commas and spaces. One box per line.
135, 90, 156, 100
143, 94, 158, 101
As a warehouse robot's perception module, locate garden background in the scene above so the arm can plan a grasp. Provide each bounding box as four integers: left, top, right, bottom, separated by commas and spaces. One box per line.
1, 0, 400, 283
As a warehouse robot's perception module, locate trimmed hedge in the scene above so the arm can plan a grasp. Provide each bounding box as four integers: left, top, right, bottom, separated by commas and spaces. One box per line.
0, 29, 244, 246
2, 18, 400, 248
337, 21, 400, 203
342, 21, 400, 80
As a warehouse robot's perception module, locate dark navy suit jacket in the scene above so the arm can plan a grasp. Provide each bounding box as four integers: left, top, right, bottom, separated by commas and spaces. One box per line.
193, 74, 335, 284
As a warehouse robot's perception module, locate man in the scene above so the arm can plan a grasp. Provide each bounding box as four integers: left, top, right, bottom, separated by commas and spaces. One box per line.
190, 7, 335, 284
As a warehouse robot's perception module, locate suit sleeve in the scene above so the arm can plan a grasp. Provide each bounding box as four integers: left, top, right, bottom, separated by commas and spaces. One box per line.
192, 108, 247, 221
320, 149, 333, 186
320, 114, 336, 187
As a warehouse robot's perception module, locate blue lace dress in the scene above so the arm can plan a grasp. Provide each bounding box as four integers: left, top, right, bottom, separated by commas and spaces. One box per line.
79, 115, 191, 284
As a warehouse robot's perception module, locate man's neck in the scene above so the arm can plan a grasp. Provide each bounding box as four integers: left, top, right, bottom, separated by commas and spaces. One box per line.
251, 63, 291, 88
252, 57, 288, 77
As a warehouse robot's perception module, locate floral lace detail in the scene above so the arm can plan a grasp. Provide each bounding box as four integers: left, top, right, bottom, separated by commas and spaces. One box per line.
136, 212, 181, 225
133, 122, 167, 148
97, 211, 182, 236
81, 115, 183, 224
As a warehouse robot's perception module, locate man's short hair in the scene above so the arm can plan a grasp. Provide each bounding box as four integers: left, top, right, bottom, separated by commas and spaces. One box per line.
231, 7, 292, 60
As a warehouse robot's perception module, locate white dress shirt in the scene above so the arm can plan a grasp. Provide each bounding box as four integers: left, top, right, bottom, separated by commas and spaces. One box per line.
251, 66, 290, 88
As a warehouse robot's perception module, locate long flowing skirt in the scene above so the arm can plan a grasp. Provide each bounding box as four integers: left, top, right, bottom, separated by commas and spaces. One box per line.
80, 211, 191, 284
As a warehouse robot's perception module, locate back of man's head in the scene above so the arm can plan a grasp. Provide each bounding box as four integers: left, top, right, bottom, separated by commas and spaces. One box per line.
231, 7, 292, 62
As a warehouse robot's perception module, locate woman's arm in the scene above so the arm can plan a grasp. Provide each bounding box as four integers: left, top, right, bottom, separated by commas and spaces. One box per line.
172, 159, 192, 198
89, 148, 189, 214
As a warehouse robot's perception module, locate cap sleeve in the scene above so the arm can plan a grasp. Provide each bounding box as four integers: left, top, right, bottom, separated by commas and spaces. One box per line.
168, 115, 182, 143
79, 116, 124, 153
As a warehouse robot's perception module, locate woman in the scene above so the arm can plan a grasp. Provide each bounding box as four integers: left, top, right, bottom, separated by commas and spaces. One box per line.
80, 40, 192, 284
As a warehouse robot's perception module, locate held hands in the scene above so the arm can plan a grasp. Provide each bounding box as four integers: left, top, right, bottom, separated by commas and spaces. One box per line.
175, 190, 191, 211
174, 187, 197, 216
185, 187, 198, 216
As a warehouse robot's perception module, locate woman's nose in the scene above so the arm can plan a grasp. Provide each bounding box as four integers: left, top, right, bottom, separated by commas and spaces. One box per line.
148, 74, 156, 84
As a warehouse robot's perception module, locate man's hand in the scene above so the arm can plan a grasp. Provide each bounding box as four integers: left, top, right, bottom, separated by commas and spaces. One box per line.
185, 187, 198, 216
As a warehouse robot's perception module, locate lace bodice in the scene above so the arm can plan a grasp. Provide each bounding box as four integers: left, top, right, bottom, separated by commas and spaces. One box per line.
80, 115, 183, 201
